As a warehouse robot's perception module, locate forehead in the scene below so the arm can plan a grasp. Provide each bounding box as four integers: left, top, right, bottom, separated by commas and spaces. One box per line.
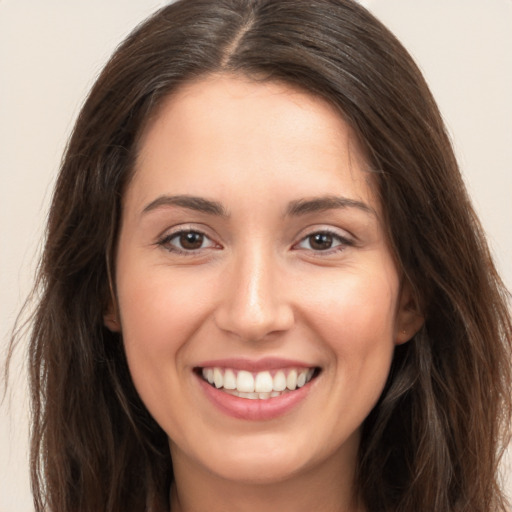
128, 74, 377, 215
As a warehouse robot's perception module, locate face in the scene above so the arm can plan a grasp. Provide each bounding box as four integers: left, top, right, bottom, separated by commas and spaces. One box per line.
106, 75, 421, 486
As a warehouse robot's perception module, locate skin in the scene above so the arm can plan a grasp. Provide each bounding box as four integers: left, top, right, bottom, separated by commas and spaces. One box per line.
105, 74, 423, 512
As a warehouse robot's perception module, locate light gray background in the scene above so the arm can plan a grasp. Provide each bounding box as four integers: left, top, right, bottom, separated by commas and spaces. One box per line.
1, 1, 511, 510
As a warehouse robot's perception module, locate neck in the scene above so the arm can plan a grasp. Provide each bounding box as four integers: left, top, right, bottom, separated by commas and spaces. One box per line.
169, 443, 364, 512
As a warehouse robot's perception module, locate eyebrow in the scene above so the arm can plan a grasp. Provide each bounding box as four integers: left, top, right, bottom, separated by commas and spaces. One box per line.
142, 195, 228, 217
286, 195, 375, 217
141, 194, 375, 218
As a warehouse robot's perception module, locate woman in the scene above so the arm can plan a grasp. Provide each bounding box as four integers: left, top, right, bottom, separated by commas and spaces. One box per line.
13, 0, 511, 510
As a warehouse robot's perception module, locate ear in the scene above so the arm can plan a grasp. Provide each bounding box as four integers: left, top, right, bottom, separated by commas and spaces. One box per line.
395, 281, 424, 345
104, 300, 121, 332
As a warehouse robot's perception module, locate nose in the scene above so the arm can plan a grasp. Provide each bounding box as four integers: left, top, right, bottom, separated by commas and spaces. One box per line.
214, 247, 294, 342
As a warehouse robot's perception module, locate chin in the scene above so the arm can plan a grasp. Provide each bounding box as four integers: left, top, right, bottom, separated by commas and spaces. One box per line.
177, 428, 356, 486
205, 452, 306, 485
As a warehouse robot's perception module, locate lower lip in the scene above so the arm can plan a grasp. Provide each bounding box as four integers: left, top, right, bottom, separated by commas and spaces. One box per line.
196, 374, 315, 421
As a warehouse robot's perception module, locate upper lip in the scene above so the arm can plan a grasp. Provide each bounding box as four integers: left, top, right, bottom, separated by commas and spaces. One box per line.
195, 357, 318, 372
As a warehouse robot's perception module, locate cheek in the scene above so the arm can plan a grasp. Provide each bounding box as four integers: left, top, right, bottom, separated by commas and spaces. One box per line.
118, 266, 214, 349
300, 267, 398, 403
115, 268, 220, 438
303, 266, 398, 345
115, 266, 217, 407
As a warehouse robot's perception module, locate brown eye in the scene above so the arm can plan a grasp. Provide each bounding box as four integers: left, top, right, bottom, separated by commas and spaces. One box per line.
159, 230, 217, 253
308, 233, 334, 251
295, 230, 350, 253
179, 231, 205, 250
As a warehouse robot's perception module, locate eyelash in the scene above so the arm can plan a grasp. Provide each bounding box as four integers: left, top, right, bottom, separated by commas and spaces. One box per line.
156, 229, 218, 255
156, 228, 353, 255
294, 229, 353, 254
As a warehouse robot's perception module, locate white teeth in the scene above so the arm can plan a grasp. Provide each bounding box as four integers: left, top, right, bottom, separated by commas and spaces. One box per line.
286, 369, 297, 390
273, 371, 287, 392
201, 366, 317, 398
202, 368, 214, 385
237, 370, 255, 392
223, 369, 236, 390
213, 368, 223, 389
254, 371, 273, 393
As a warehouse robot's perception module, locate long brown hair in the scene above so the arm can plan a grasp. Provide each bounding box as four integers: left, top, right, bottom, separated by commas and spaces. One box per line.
10, 0, 511, 510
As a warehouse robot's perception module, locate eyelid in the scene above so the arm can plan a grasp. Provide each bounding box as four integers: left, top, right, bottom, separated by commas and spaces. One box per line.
155, 224, 222, 254
292, 226, 355, 253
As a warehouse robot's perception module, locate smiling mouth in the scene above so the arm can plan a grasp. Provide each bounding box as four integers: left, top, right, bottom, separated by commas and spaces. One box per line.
196, 367, 320, 400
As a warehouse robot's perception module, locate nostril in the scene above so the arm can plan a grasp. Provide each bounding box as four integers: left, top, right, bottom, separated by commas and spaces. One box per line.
213, 304, 295, 342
